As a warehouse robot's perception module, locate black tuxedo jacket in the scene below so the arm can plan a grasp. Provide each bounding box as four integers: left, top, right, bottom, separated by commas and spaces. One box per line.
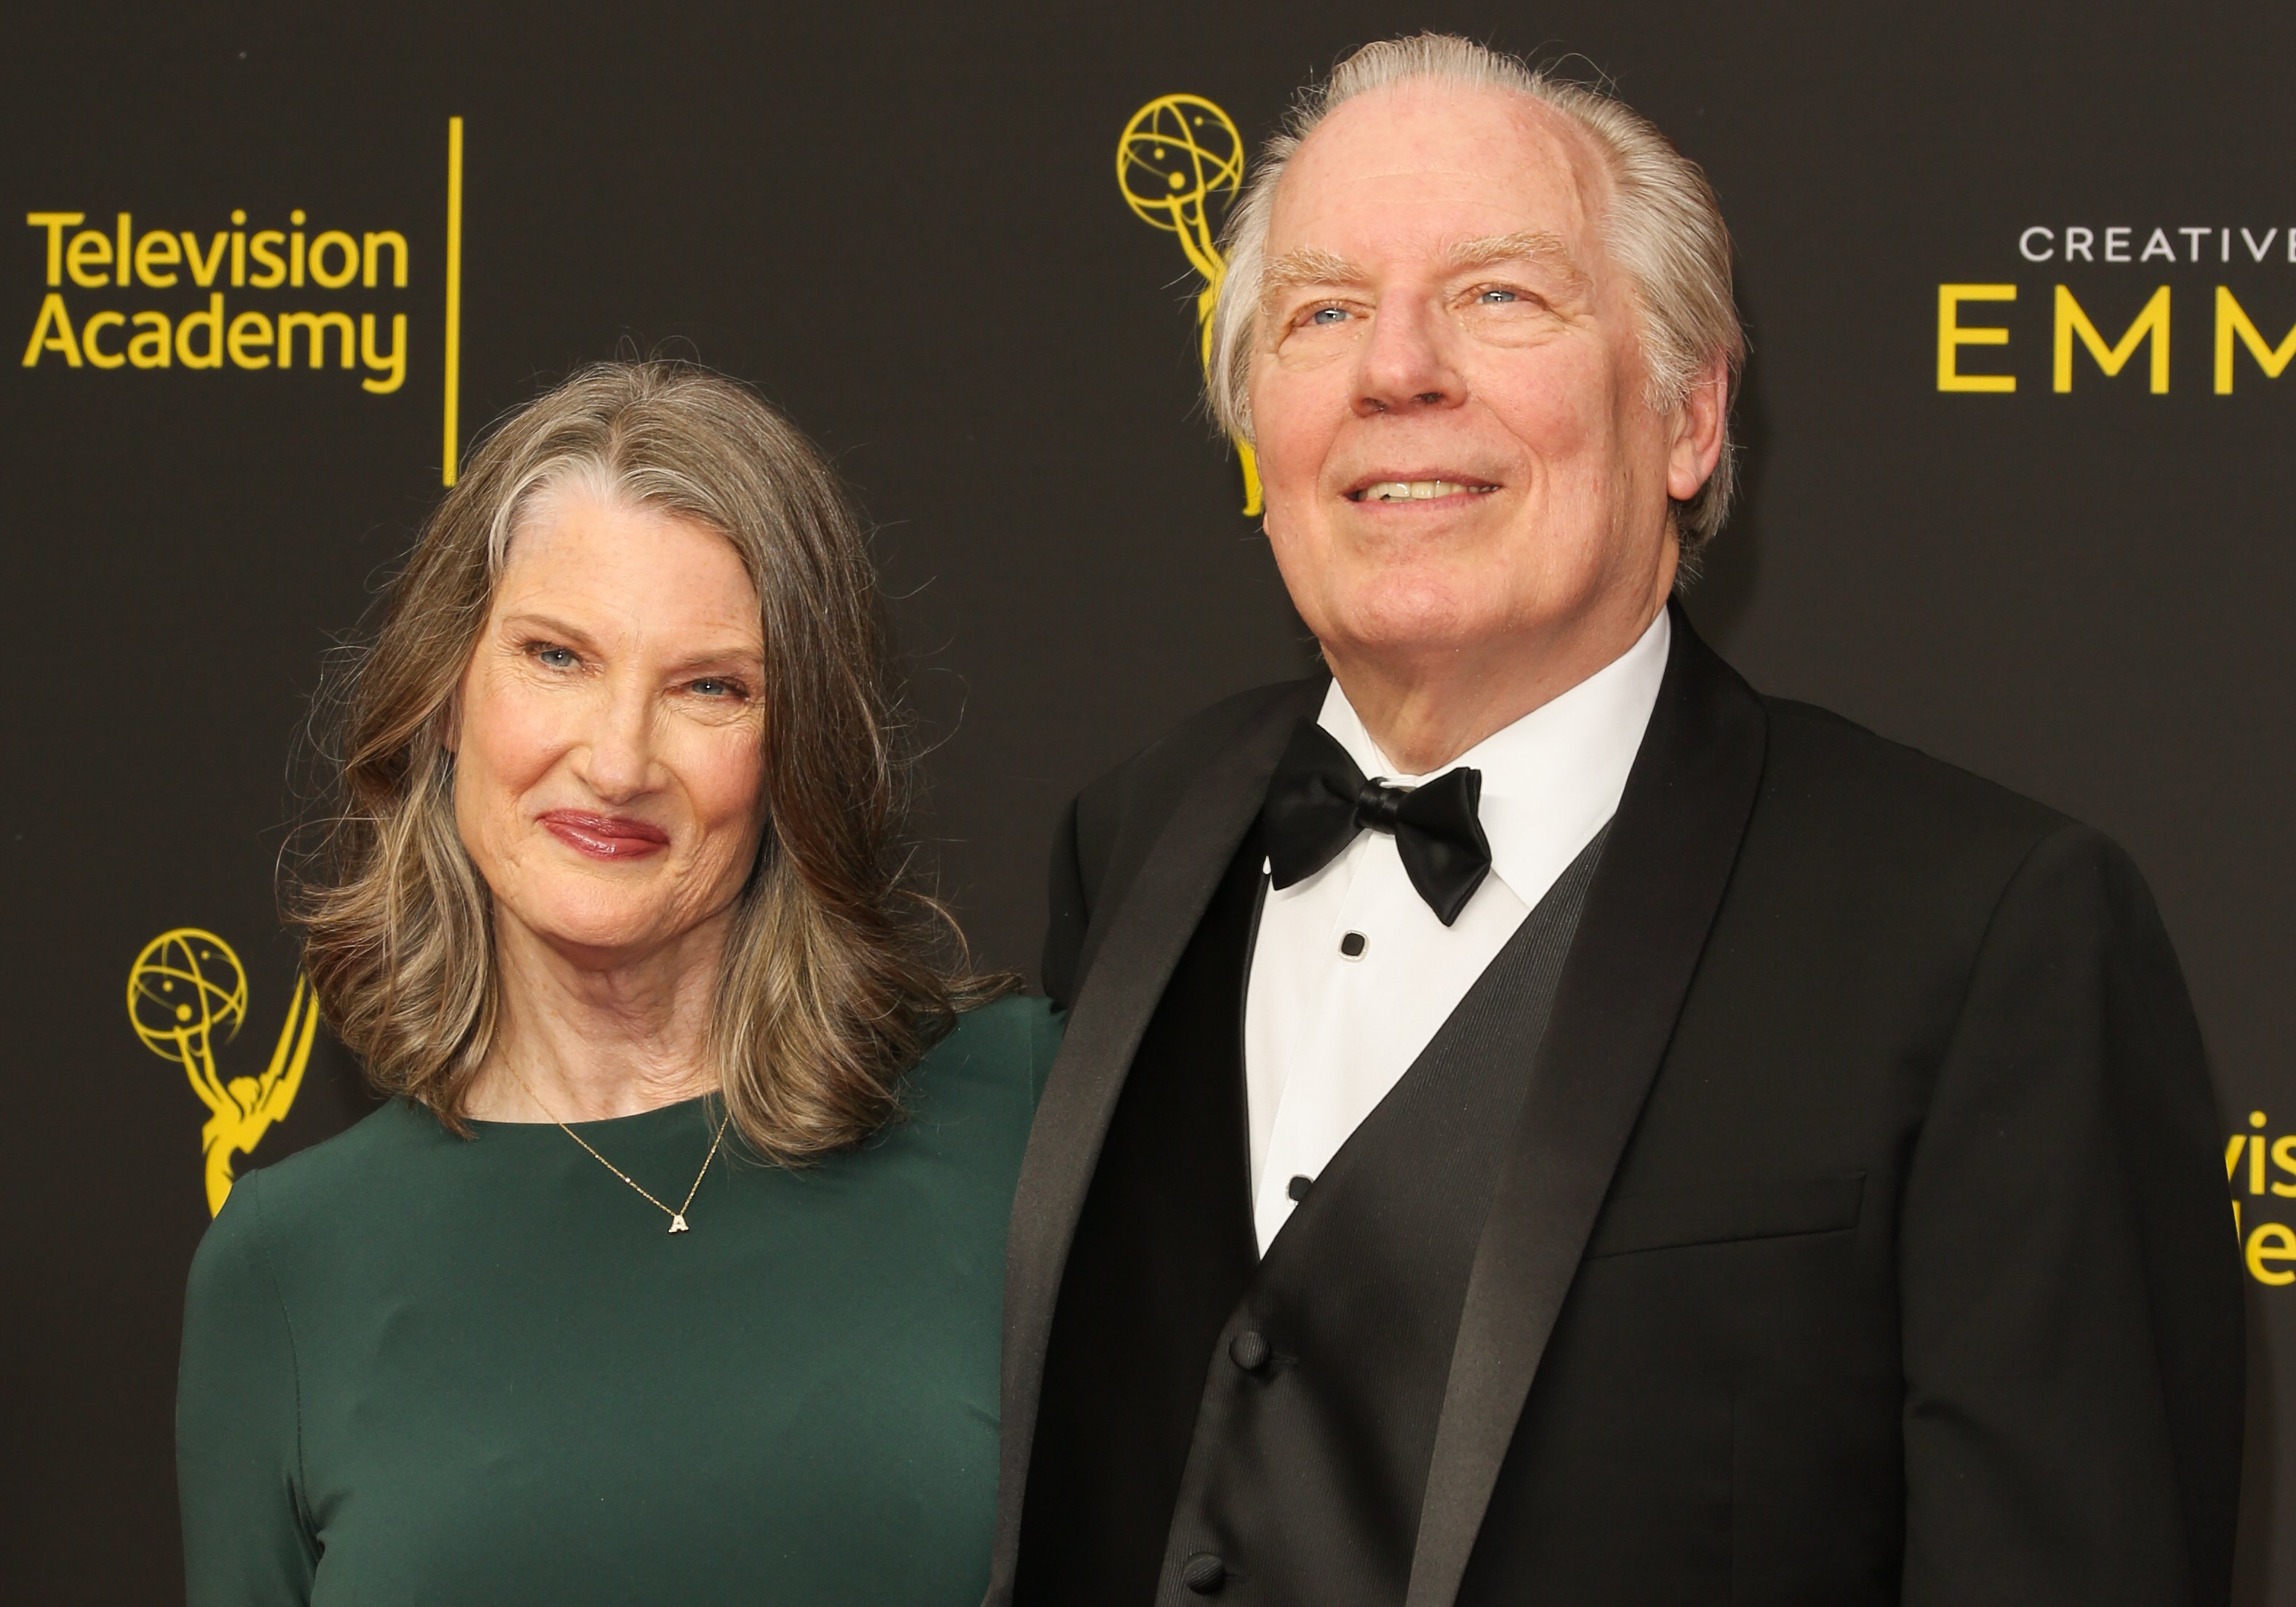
990, 605, 2243, 1606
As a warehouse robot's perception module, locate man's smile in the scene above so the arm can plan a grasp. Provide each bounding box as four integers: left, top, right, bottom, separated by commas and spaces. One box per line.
1347, 478, 1502, 503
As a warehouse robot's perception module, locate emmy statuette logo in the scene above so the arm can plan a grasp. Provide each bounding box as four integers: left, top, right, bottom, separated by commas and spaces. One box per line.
127, 929, 319, 1215
1118, 94, 1262, 515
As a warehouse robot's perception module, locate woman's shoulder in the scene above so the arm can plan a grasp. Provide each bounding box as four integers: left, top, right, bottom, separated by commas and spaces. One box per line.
933, 992, 1063, 1083
903, 993, 1064, 1122
181, 1101, 432, 1330
191, 1101, 443, 1267
255, 1096, 447, 1202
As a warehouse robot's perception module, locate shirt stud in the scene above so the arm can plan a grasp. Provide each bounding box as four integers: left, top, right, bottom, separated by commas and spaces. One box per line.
1339, 930, 1367, 960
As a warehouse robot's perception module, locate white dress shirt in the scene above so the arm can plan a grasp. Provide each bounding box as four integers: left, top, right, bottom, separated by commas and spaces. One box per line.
1242, 608, 1672, 1253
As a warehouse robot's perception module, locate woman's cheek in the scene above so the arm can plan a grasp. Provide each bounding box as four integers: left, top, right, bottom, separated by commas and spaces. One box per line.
479, 677, 575, 794
681, 723, 769, 840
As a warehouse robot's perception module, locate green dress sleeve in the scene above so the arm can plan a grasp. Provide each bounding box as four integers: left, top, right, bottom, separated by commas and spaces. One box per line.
178, 1171, 319, 1607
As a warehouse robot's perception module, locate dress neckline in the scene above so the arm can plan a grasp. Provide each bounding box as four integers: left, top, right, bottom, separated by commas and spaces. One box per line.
459, 1091, 720, 1136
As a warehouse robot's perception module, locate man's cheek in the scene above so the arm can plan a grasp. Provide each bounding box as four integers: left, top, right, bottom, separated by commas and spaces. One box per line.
1498, 385, 1603, 458
1255, 422, 1325, 491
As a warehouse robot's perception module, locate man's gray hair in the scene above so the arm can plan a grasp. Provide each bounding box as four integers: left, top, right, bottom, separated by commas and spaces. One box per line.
1206, 34, 1747, 556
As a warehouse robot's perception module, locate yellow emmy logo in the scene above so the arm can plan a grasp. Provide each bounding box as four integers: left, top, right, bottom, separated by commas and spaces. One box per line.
1117, 93, 1263, 515
127, 929, 319, 1215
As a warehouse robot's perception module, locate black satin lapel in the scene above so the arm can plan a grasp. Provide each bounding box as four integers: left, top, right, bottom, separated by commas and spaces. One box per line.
988, 686, 1315, 1606
1404, 605, 1770, 1607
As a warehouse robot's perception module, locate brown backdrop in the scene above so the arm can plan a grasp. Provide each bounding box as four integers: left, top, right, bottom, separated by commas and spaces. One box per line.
5, 2, 2290, 1598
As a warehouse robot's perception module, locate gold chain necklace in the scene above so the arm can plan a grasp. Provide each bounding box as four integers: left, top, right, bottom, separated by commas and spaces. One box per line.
509, 1068, 730, 1235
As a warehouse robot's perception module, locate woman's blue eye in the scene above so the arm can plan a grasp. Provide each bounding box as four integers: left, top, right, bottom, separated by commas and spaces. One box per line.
692, 679, 732, 698
537, 646, 576, 668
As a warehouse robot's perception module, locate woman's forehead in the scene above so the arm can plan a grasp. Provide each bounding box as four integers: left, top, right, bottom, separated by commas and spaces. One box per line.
495, 490, 761, 636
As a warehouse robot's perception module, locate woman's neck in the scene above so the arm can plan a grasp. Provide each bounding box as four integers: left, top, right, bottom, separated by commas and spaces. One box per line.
466, 913, 727, 1122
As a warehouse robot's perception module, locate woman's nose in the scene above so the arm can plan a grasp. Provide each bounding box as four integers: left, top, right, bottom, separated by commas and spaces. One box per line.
579, 683, 656, 801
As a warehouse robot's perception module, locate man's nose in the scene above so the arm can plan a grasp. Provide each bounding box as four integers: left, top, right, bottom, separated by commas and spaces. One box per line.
1353, 296, 1465, 417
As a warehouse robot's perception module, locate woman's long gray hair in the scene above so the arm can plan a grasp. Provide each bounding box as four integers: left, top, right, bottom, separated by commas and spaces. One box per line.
290, 359, 1007, 1159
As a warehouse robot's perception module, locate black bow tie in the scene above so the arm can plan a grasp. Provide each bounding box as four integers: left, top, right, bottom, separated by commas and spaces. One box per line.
1258, 719, 1494, 926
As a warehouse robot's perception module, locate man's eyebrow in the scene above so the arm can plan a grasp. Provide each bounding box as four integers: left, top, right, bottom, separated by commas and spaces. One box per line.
1259, 246, 1367, 303
1258, 233, 1593, 313
1443, 230, 1592, 297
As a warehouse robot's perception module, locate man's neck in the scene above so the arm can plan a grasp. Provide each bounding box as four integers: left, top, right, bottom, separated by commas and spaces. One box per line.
1330, 600, 1668, 775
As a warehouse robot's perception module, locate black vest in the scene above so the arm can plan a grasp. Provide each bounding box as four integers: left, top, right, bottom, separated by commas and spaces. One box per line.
1017, 826, 1605, 1607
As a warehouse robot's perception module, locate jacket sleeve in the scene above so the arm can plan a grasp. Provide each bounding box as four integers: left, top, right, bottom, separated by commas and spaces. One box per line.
1899, 823, 2244, 1606
178, 1171, 319, 1607
1041, 793, 1089, 1013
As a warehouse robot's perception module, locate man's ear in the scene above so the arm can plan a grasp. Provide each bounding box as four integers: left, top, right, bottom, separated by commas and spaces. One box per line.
1664, 358, 1729, 503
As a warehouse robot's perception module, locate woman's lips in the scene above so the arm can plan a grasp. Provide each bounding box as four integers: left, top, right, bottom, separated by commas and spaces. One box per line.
537, 810, 670, 860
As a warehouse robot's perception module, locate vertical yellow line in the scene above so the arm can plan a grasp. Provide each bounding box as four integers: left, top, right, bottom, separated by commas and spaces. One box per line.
441, 115, 464, 486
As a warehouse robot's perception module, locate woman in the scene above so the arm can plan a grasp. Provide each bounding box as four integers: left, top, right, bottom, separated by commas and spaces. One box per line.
177, 361, 1058, 1604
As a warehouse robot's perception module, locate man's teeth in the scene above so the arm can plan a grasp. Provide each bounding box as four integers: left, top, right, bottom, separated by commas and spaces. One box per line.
1358, 480, 1494, 502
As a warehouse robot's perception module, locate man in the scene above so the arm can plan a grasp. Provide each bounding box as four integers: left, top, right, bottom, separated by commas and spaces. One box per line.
993, 34, 2242, 1607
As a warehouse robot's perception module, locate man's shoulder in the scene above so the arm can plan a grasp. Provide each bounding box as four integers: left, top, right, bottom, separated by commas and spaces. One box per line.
1080, 679, 1321, 801
1042, 679, 1320, 1003
1760, 694, 2062, 830
1751, 692, 2094, 905
1073, 678, 1322, 841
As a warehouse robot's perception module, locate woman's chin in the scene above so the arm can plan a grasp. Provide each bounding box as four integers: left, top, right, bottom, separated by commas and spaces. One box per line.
501, 899, 688, 968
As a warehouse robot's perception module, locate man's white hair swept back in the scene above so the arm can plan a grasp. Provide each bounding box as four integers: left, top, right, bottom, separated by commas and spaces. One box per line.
1205, 34, 1748, 558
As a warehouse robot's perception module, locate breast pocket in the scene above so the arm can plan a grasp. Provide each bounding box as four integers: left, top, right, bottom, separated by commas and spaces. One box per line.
1582, 1173, 1866, 1259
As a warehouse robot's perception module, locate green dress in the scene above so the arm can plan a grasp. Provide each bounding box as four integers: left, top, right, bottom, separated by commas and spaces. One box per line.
177, 996, 1060, 1606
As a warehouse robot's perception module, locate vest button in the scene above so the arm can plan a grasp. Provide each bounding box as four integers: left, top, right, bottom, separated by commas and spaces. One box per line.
1181, 1552, 1228, 1593
1229, 1328, 1271, 1372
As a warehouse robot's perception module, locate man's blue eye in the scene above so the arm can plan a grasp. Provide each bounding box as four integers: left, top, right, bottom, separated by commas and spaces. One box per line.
1311, 306, 1348, 325
1478, 288, 1519, 304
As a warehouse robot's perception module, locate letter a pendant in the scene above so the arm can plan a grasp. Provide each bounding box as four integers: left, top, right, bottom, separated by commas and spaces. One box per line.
669, 1214, 689, 1233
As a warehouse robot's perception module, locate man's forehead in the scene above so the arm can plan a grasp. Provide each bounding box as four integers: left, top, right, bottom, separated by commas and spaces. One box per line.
1270, 84, 1603, 243
1261, 230, 1592, 298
